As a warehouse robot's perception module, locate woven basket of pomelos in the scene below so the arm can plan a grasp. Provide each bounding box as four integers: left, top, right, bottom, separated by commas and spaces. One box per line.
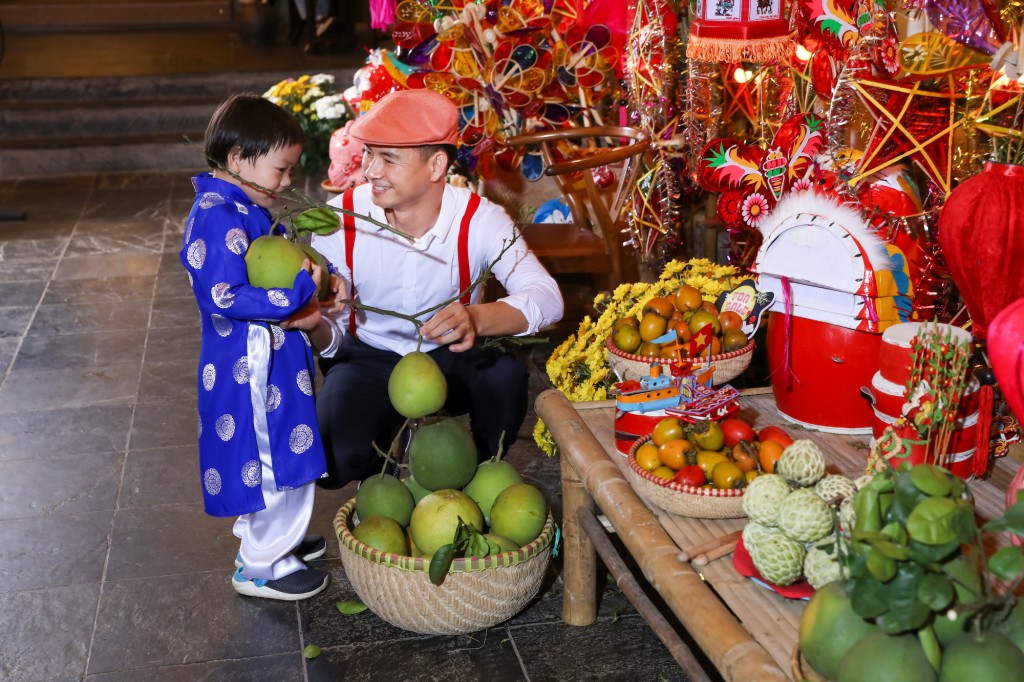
607, 285, 754, 385
625, 415, 795, 519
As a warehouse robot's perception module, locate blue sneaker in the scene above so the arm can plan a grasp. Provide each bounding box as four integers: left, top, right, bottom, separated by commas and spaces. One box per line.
231, 566, 329, 601
234, 534, 327, 569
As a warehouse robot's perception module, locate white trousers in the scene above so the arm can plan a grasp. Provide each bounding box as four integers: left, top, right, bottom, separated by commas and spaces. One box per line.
235, 322, 314, 581
232, 471, 314, 581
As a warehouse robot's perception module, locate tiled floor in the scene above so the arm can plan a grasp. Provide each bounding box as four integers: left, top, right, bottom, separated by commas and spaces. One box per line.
0, 23, 694, 681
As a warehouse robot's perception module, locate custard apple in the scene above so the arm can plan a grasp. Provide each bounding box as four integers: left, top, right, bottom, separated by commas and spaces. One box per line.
748, 526, 806, 586
813, 474, 858, 504
777, 487, 833, 543
803, 536, 850, 590
742, 522, 774, 566
838, 497, 856, 537
853, 474, 874, 490
742, 474, 792, 526
776, 439, 826, 487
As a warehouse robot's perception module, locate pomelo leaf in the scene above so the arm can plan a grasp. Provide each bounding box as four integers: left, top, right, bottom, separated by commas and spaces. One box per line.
908, 464, 952, 497
916, 574, 954, 611
467, 533, 490, 558
429, 543, 456, 585
987, 546, 1024, 581
293, 207, 341, 235
335, 600, 368, 615
906, 497, 958, 545
303, 644, 321, 659
850, 570, 891, 619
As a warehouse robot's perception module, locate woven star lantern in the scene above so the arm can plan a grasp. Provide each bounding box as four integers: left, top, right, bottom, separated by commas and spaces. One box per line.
687, 0, 794, 63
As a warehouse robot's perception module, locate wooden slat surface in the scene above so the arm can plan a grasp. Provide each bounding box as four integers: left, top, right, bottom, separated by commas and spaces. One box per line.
569, 392, 1019, 678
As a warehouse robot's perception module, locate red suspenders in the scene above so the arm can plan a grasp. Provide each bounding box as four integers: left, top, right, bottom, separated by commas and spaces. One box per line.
342, 190, 481, 334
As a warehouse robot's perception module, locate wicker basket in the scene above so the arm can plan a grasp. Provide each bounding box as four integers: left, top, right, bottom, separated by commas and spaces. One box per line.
334, 499, 555, 635
606, 337, 755, 385
625, 436, 746, 519
791, 644, 829, 682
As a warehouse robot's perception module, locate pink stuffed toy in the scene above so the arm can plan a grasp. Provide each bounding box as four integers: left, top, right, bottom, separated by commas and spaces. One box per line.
327, 120, 365, 191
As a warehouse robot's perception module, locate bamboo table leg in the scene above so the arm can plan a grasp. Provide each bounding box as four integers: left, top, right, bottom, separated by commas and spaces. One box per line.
560, 448, 598, 625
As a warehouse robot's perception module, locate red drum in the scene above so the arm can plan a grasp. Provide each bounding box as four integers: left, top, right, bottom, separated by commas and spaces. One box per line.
877, 322, 972, 387
766, 313, 878, 433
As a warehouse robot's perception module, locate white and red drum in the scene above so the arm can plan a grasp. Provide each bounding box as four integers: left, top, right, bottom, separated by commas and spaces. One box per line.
766, 313, 878, 433
866, 371, 981, 422
877, 322, 972, 387
872, 436, 977, 480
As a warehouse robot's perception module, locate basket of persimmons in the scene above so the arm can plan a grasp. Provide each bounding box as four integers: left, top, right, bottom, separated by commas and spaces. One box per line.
607, 285, 755, 385
625, 415, 795, 519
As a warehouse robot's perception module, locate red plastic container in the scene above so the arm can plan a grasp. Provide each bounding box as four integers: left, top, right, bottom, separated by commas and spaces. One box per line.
766, 312, 878, 433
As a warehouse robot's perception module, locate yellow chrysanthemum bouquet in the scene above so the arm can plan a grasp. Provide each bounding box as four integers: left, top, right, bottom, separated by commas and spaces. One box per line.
533, 258, 744, 456
263, 73, 353, 179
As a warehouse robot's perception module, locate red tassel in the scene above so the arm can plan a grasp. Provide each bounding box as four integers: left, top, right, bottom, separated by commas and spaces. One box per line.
973, 384, 994, 478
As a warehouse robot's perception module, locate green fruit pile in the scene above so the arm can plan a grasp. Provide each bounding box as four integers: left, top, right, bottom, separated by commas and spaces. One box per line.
350, 417, 548, 586
797, 462, 1024, 681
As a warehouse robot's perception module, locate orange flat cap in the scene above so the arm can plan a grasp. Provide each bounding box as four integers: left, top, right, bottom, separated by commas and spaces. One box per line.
349, 89, 459, 147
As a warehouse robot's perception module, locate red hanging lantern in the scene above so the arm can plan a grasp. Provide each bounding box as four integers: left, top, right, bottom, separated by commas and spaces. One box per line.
687, 0, 794, 63
938, 163, 1024, 340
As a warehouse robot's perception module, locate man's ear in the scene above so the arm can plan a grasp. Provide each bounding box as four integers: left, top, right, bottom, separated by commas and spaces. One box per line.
429, 151, 449, 182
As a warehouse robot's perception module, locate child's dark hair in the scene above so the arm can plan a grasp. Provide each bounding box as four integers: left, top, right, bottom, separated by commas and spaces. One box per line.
203, 93, 305, 169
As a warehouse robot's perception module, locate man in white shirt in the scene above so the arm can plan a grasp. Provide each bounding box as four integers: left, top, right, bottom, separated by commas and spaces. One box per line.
308, 89, 564, 489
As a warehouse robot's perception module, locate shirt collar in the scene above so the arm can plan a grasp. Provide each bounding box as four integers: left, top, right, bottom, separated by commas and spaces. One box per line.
373, 185, 457, 246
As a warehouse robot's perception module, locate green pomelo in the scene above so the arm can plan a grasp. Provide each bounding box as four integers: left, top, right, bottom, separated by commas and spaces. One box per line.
296, 242, 332, 302
408, 418, 478, 491
388, 351, 447, 418
464, 459, 523, 523
799, 581, 879, 681
244, 235, 308, 290
836, 631, 936, 682
488, 483, 547, 547
352, 515, 409, 556
408, 488, 484, 556
1001, 599, 1024, 652
940, 631, 1024, 682
933, 610, 968, 647
355, 473, 415, 527
484, 533, 520, 554
402, 474, 432, 505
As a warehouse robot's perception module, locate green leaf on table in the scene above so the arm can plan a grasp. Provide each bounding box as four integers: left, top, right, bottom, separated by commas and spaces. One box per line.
335, 600, 368, 615
987, 546, 1024, 581
303, 644, 321, 659
907, 497, 959, 545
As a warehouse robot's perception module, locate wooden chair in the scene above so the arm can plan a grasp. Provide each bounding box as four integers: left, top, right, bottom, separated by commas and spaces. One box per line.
499, 126, 650, 290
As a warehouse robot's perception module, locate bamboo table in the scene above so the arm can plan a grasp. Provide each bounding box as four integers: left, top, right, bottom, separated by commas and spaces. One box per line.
535, 388, 1019, 681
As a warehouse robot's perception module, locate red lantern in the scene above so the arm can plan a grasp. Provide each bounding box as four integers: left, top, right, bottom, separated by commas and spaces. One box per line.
938, 163, 1024, 340
687, 0, 793, 63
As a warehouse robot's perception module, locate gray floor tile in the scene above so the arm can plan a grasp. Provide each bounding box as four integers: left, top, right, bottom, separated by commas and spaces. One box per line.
66, 221, 166, 257
105, 504, 236, 580
0, 404, 132, 460
0, 257, 59, 283
137, 360, 197, 404
305, 630, 527, 682
12, 328, 148, 372
130, 397, 200, 450
0, 582, 99, 681
120, 445, 202, 510
0, 338, 17, 375
29, 300, 153, 336
0, 362, 140, 414
88, 570, 300, 675
0, 451, 123, 519
0, 279, 47, 307
85, 653, 304, 682
149, 295, 201, 330
0, 510, 112, 591
143, 323, 202, 364
43, 274, 157, 305
511, 617, 688, 681
0, 306, 34, 339
55, 252, 162, 281
0, 236, 71, 260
